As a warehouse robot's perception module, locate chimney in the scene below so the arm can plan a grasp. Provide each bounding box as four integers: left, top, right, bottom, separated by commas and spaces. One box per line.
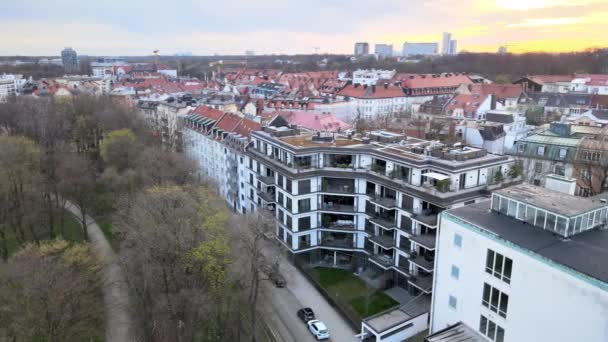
384, 82, 388, 89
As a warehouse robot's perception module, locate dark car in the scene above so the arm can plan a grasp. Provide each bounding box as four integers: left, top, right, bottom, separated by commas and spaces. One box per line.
269, 271, 286, 287
297, 308, 315, 323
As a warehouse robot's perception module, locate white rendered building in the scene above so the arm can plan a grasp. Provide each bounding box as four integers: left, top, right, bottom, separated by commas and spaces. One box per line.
245, 127, 518, 342
352, 69, 396, 86
429, 184, 608, 342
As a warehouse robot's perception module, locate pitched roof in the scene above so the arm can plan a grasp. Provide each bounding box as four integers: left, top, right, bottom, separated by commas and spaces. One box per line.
527, 75, 574, 84
402, 74, 473, 89
233, 118, 261, 137
467, 83, 523, 99
337, 84, 405, 98
191, 106, 225, 121
444, 94, 487, 116
215, 113, 242, 132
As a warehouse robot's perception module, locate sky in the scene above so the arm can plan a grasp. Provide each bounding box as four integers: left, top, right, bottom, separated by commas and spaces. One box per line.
2, 0, 607, 56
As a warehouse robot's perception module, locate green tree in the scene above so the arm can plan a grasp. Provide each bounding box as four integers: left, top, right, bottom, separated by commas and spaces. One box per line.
100, 128, 140, 172
0, 240, 103, 342
494, 74, 512, 84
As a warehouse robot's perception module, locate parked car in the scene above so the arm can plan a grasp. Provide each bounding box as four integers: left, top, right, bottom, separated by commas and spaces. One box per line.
268, 270, 286, 287
307, 319, 330, 340
297, 307, 315, 323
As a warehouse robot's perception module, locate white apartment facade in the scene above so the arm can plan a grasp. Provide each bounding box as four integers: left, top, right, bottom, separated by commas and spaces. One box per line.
430, 184, 608, 342
0, 74, 25, 102
352, 69, 396, 86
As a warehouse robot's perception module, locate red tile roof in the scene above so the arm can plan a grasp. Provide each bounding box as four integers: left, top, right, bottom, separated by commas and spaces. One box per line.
191, 106, 225, 121
215, 113, 242, 132
467, 83, 523, 99
338, 84, 405, 98
402, 74, 473, 89
233, 118, 261, 137
444, 94, 487, 118
527, 75, 574, 84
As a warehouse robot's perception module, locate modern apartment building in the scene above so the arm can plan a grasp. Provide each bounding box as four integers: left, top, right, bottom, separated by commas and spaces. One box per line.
374, 44, 394, 59
402, 43, 439, 56
429, 184, 608, 342
355, 42, 370, 56
243, 127, 517, 341
61, 47, 78, 72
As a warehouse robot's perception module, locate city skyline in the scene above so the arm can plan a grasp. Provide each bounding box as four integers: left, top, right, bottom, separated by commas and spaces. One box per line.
2, 0, 608, 56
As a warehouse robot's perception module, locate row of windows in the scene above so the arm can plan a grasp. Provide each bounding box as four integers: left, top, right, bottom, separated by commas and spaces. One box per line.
482, 283, 509, 318
485, 249, 512, 284
479, 315, 505, 342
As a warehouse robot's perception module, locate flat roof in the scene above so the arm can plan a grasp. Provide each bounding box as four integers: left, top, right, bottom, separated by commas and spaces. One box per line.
425, 322, 487, 342
363, 295, 431, 334
494, 183, 606, 217
446, 201, 608, 284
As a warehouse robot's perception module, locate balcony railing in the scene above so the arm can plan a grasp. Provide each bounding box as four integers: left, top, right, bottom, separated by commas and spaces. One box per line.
369, 195, 397, 209
369, 253, 394, 268
367, 212, 396, 229
408, 273, 433, 293
321, 202, 356, 212
368, 235, 396, 249
321, 183, 355, 194
412, 213, 438, 227
410, 253, 435, 271
258, 175, 275, 185
321, 220, 356, 230
410, 234, 437, 250
321, 238, 355, 249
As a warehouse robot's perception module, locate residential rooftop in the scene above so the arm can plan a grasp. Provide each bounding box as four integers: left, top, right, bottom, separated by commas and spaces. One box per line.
445, 199, 608, 284
494, 183, 607, 217
363, 295, 431, 334
253, 128, 509, 167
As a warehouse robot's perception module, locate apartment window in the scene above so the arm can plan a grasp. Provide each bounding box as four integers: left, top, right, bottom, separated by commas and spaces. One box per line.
451, 265, 460, 280
482, 283, 509, 318
298, 198, 311, 213
537, 145, 545, 156
554, 165, 565, 176
485, 249, 512, 284
239, 157, 243, 164
517, 143, 525, 153
249, 189, 254, 200
448, 295, 457, 309
298, 216, 311, 231
534, 162, 542, 174
249, 173, 254, 185
286, 197, 292, 211
298, 179, 311, 194
558, 148, 567, 159
278, 192, 284, 205
453, 233, 462, 248
286, 215, 292, 230
286, 179, 292, 193
479, 315, 505, 342
582, 169, 592, 182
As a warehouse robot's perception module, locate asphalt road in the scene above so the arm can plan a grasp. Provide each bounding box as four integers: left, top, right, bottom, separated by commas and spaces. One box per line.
260, 240, 359, 342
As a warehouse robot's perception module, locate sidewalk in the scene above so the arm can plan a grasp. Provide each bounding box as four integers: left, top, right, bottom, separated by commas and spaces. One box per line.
65, 201, 135, 342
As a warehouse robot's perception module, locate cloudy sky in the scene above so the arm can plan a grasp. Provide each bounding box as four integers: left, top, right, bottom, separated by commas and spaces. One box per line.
2, 0, 607, 56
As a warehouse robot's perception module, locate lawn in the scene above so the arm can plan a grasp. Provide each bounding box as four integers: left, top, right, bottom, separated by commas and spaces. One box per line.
5, 211, 85, 256
311, 267, 398, 324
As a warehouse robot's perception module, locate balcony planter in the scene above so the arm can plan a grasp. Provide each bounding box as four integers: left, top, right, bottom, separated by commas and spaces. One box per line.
371, 164, 385, 174
435, 179, 451, 193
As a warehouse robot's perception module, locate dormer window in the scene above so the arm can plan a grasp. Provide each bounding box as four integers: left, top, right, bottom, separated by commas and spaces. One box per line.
536, 145, 545, 156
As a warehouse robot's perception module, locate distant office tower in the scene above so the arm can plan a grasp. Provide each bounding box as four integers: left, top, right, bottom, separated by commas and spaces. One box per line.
402, 42, 439, 56
245, 50, 255, 56
442, 32, 452, 55
354, 42, 369, 56
448, 40, 458, 55
61, 47, 78, 72
374, 44, 393, 58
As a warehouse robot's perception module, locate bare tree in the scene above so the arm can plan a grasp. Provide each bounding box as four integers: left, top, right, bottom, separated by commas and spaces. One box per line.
57, 153, 97, 241
114, 185, 243, 342
0, 240, 104, 342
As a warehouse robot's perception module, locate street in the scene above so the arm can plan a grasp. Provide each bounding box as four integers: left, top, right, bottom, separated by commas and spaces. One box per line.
260, 240, 359, 342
